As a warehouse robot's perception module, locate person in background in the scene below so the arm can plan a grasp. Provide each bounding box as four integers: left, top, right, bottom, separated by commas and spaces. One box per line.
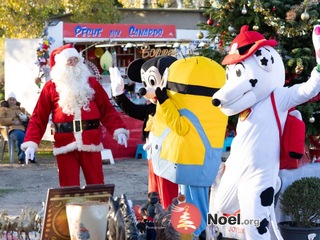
21, 44, 129, 187
0, 92, 32, 164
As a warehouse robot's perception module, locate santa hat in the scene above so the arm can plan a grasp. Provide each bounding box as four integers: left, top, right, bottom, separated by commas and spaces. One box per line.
222, 25, 277, 65
7, 92, 16, 100
49, 44, 80, 69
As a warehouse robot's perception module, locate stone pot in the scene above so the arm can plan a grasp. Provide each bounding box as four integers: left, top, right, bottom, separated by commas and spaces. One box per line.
278, 221, 320, 240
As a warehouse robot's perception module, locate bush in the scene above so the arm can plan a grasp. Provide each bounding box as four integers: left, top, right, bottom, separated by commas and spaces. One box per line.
280, 177, 320, 227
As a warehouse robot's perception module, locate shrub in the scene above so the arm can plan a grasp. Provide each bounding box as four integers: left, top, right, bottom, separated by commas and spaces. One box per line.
280, 177, 320, 227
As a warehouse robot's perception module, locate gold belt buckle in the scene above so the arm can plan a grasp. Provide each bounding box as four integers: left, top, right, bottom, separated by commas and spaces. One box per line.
73, 119, 82, 133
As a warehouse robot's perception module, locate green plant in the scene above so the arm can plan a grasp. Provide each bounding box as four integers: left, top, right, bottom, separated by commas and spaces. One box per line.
280, 177, 320, 227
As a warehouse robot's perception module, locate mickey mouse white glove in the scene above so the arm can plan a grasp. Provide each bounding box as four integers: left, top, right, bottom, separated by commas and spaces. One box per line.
18, 113, 28, 122
117, 133, 128, 148
312, 25, 320, 71
109, 67, 124, 97
25, 146, 35, 164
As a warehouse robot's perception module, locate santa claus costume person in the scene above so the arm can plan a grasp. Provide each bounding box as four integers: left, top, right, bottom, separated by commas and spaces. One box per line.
21, 44, 129, 187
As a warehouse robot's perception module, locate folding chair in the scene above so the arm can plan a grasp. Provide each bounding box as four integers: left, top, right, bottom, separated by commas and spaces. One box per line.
0, 126, 15, 164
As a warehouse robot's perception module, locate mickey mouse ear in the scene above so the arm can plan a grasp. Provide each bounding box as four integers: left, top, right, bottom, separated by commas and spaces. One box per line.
127, 58, 146, 82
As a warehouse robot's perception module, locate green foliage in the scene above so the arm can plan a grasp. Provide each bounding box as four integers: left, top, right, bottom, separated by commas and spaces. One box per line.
0, 61, 3, 102
66, 0, 122, 24
0, 0, 121, 39
280, 177, 320, 227
198, 0, 320, 136
297, 102, 320, 136
197, 46, 225, 64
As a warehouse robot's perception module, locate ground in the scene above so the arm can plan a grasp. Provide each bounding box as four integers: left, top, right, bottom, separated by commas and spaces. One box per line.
0, 153, 149, 218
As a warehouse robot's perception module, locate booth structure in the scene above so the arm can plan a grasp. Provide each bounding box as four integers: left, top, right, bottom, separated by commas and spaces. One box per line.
47, 21, 209, 78
5, 21, 209, 158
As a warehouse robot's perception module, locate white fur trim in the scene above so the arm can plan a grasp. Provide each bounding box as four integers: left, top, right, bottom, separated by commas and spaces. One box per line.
53, 114, 104, 155
73, 132, 103, 151
55, 48, 80, 65
113, 128, 130, 141
53, 141, 103, 156
53, 142, 77, 156
21, 141, 39, 151
79, 143, 104, 152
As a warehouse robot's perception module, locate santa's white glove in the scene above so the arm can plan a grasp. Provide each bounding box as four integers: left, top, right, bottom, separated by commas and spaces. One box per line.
312, 25, 320, 68
25, 147, 35, 165
109, 67, 124, 97
18, 113, 28, 122
117, 133, 128, 148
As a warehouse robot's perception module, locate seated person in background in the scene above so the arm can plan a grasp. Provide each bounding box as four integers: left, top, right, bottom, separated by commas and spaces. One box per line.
0, 92, 31, 164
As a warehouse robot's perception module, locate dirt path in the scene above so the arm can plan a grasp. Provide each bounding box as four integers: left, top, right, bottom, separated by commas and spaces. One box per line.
0, 157, 149, 218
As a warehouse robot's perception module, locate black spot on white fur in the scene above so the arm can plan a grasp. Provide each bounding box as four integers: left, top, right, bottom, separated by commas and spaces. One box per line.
260, 187, 274, 206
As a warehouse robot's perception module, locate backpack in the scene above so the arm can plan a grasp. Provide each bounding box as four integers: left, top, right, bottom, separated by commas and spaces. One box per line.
271, 92, 306, 169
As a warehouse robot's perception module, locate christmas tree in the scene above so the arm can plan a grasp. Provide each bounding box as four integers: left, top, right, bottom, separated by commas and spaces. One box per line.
197, 0, 320, 136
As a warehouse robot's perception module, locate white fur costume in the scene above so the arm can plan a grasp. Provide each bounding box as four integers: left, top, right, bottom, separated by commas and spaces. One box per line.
210, 25, 320, 240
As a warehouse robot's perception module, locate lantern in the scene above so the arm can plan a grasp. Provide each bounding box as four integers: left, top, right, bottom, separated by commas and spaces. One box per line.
100, 49, 113, 71
94, 48, 104, 58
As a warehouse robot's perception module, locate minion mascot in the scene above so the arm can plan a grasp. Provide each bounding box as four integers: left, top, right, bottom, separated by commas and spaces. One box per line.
210, 25, 320, 240
150, 56, 228, 238
109, 56, 178, 210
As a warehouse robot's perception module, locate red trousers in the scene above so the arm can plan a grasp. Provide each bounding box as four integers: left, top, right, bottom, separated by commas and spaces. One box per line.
56, 150, 104, 187
148, 160, 178, 210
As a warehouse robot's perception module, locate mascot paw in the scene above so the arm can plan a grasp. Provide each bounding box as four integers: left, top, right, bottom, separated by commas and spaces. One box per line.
313, 25, 320, 64
155, 87, 168, 104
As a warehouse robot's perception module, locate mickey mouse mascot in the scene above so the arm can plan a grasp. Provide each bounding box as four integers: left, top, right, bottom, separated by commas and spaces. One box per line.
210, 25, 320, 240
109, 56, 178, 210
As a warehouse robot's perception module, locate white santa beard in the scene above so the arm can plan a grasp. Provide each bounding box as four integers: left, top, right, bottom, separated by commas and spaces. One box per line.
51, 62, 95, 116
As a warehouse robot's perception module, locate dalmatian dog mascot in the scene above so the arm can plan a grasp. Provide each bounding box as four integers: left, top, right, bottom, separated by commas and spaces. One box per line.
109, 56, 178, 210
210, 25, 320, 240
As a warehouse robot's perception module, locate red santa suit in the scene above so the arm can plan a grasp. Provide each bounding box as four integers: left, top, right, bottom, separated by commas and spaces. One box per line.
21, 44, 129, 186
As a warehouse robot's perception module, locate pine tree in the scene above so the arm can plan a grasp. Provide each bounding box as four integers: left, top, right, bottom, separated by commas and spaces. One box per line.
198, 0, 320, 136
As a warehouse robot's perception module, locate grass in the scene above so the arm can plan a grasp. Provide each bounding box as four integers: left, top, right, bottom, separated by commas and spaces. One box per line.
0, 140, 55, 164
0, 188, 17, 197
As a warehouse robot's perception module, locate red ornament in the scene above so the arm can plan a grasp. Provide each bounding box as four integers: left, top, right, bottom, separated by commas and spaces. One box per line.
133, 204, 143, 221
42, 44, 49, 51
207, 18, 213, 26
272, 6, 276, 11
87, 49, 96, 60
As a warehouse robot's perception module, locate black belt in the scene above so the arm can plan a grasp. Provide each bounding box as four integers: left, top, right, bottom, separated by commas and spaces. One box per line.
54, 119, 100, 133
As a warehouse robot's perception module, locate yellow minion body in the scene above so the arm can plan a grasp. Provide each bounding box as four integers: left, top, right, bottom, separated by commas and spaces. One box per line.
152, 56, 228, 167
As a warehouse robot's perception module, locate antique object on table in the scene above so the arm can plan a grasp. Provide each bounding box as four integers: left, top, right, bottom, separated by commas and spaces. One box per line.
153, 197, 181, 240
41, 184, 114, 240
66, 201, 109, 240
106, 194, 140, 240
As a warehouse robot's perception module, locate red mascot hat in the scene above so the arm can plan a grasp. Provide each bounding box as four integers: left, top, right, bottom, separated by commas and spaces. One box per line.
222, 25, 278, 65
49, 43, 79, 69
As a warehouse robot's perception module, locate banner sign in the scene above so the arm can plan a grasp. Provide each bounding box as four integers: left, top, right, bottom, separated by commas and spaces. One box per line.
63, 23, 176, 39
